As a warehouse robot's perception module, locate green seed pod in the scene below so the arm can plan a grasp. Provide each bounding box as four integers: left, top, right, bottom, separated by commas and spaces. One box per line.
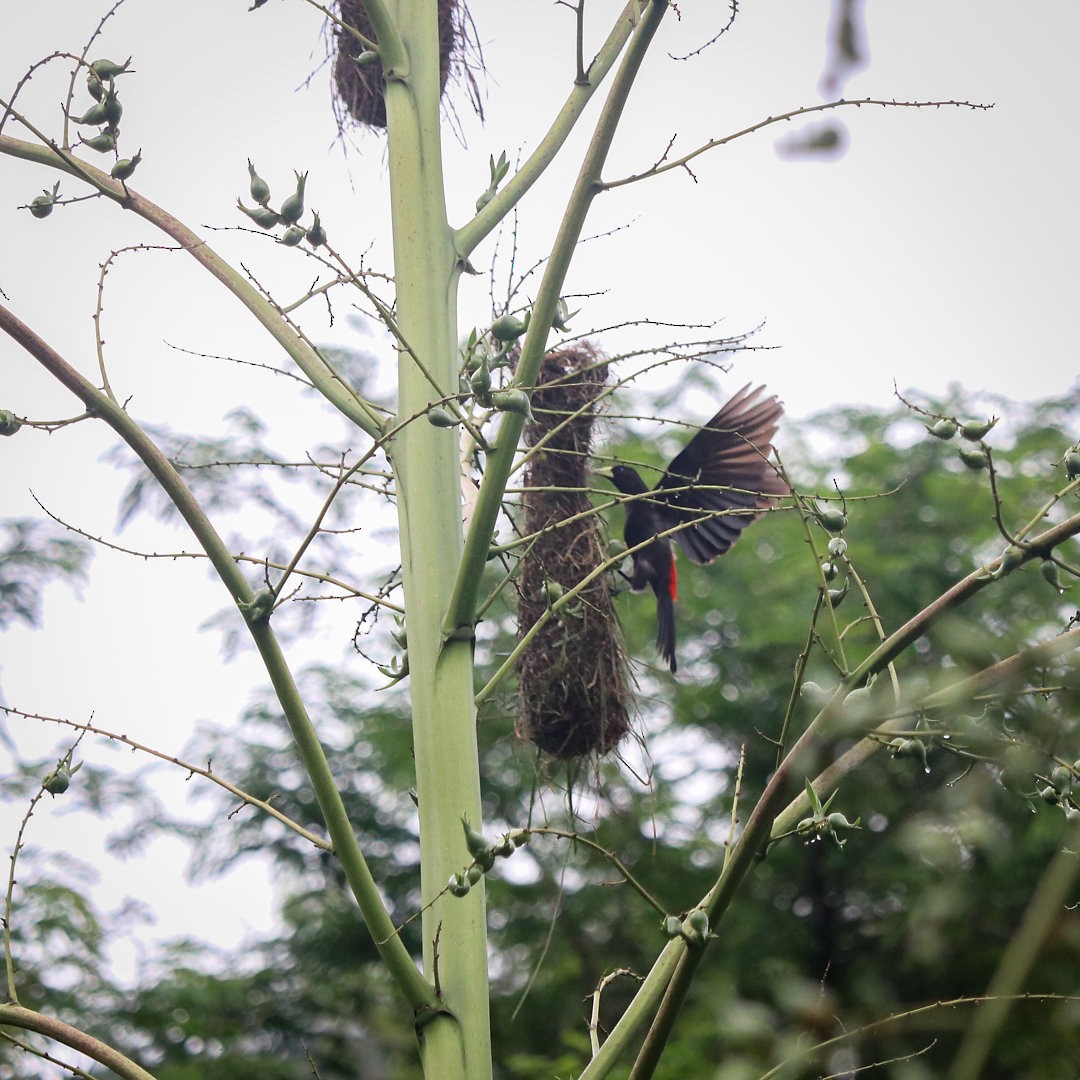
493, 835, 515, 859
466, 864, 485, 885
0, 410, 22, 436
894, 738, 928, 768
1040, 785, 1059, 805
958, 445, 988, 471
817, 507, 847, 533
820, 561, 838, 582
469, 362, 492, 397
352, 49, 379, 67
490, 313, 527, 342
305, 211, 327, 247
799, 680, 827, 703
447, 873, 471, 898
795, 817, 816, 836
827, 583, 848, 607
686, 909, 710, 937
551, 298, 578, 332
42, 766, 71, 796
475, 188, 495, 212
278, 170, 308, 225
461, 816, 492, 860
90, 57, 133, 80
101, 89, 123, 126
73, 101, 109, 125
236, 199, 280, 229
247, 159, 271, 205
81, 130, 117, 153
278, 224, 306, 246
927, 418, 958, 440
511, 829, 530, 848
1066, 451, 1080, 481
961, 417, 997, 441
28, 183, 59, 219
110, 149, 142, 180
86, 72, 105, 101
663, 915, 683, 939
827, 812, 857, 831
426, 405, 460, 428
1051, 766, 1072, 793
827, 537, 848, 557
1040, 560, 1064, 593
490, 389, 533, 419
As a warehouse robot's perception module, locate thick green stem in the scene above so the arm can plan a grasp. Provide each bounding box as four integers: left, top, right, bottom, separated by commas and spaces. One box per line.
380, 3, 490, 1077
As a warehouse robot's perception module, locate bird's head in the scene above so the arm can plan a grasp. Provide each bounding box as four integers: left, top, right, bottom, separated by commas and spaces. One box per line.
598, 463, 650, 495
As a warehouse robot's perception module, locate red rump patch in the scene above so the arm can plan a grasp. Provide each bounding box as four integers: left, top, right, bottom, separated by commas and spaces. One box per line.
667, 553, 677, 601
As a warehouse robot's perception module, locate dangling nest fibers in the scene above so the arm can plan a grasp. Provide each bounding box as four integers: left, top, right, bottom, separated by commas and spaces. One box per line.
516, 344, 631, 759
332, 0, 476, 131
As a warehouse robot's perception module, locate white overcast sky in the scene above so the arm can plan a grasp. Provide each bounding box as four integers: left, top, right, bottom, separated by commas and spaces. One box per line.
2, 1, 1078, 965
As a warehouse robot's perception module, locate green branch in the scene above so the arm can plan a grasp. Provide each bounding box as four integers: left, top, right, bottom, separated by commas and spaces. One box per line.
0, 1004, 158, 1080
0, 133, 385, 439
445, 0, 671, 640
0, 303, 437, 1014
455, 0, 647, 255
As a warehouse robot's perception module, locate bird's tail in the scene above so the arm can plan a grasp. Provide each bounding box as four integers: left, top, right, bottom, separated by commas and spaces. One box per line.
654, 582, 677, 673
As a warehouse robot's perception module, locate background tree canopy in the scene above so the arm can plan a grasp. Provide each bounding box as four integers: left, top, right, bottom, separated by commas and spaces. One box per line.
5, 385, 1079, 1078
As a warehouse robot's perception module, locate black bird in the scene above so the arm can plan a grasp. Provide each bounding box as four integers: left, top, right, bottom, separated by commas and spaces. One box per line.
604, 384, 786, 672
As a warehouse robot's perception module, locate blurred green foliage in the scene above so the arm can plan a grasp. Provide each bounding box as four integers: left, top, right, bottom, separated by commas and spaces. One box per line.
4, 386, 1080, 1079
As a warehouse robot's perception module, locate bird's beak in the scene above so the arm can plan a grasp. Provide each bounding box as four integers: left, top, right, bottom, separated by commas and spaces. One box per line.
593, 465, 614, 482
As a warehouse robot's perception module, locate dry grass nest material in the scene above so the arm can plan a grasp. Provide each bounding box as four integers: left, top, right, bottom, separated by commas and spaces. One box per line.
331, 0, 481, 131
516, 344, 632, 759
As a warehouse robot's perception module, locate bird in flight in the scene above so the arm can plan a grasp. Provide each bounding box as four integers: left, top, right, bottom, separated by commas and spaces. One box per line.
602, 384, 786, 673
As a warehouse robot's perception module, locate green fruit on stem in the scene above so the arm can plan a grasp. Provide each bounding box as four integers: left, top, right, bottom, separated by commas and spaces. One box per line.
28, 183, 60, 219
490, 389, 533, 419
927, 418, 958, 440
0, 410, 22, 435
90, 57, 133, 80
81, 130, 117, 153
426, 406, 460, 428
236, 199, 280, 229
817, 507, 847, 533
72, 101, 109, 125
101, 89, 123, 126
278, 224, 305, 246
961, 417, 997, 441
279, 170, 308, 224
110, 149, 142, 180
490, 313, 527, 342
305, 211, 327, 247
1040, 560, 1064, 593
247, 159, 271, 205
958, 445, 988, 471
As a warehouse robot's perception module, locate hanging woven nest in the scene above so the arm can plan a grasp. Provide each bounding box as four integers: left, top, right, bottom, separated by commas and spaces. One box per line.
516, 344, 632, 759
331, 0, 478, 131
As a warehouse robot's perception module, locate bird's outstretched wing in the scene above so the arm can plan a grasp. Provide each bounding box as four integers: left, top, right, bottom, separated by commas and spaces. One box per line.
654, 384, 787, 565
